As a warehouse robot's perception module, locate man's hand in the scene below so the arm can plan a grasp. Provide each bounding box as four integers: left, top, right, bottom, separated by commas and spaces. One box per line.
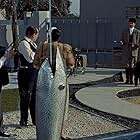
69, 65, 74, 69
120, 41, 123, 46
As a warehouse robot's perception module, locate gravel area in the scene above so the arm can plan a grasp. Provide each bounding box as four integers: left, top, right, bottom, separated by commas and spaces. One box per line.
2, 106, 127, 140
63, 106, 127, 139
3, 111, 36, 140
1, 70, 129, 139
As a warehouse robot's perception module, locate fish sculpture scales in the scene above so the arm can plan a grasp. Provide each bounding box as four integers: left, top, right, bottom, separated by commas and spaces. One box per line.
36, 48, 68, 140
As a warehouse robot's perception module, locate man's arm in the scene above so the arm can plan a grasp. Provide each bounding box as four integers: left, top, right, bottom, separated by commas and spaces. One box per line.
131, 29, 140, 49
63, 44, 75, 69
33, 43, 43, 70
33, 41, 48, 70
137, 29, 140, 48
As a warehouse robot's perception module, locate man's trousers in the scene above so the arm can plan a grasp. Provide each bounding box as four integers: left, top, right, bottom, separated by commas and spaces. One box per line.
18, 67, 37, 125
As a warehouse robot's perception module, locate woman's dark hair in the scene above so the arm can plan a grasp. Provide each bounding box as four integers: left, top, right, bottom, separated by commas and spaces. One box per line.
26, 26, 38, 36
52, 29, 61, 41
129, 18, 136, 23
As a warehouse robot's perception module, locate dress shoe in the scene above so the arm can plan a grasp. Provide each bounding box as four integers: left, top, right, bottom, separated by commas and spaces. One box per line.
81, 70, 85, 74
125, 80, 129, 84
0, 131, 10, 137
19, 122, 28, 128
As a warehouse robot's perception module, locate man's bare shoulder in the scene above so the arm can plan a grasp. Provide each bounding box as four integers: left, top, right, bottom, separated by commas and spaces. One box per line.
36, 41, 48, 50
63, 43, 72, 51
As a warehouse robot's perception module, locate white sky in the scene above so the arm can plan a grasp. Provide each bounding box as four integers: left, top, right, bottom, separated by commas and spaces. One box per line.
69, 0, 80, 16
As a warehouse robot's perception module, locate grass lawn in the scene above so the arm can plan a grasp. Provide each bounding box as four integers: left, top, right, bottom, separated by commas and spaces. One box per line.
1, 88, 19, 112
124, 96, 140, 105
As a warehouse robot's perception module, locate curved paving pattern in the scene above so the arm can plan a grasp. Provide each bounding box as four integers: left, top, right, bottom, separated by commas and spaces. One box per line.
75, 81, 140, 121
68, 68, 123, 84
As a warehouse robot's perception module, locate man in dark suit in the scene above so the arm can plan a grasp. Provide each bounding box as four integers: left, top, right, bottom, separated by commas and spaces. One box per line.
0, 48, 10, 137
121, 18, 140, 84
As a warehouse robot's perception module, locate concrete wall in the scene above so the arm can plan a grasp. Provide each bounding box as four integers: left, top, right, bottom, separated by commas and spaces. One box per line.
19, 11, 47, 43
0, 25, 9, 47
0, 11, 48, 48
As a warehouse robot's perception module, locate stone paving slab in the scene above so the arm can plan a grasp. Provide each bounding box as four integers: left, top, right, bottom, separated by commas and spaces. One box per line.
75, 81, 140, 121
68, 68, 123, 84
